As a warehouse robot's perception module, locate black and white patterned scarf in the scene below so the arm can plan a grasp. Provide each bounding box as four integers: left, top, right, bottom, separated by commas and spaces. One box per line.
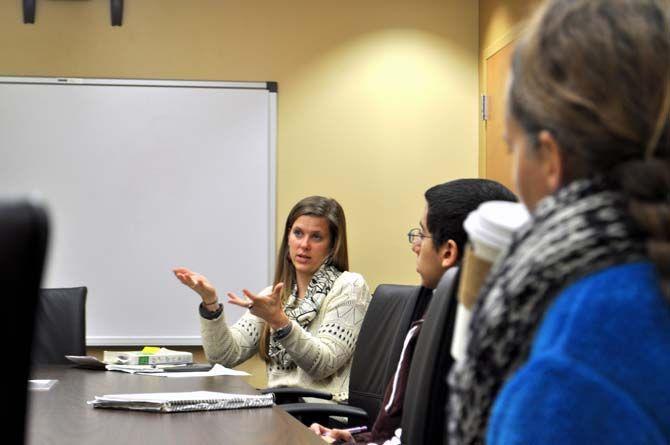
447, 178, 646, 445
268, 263, 342, 368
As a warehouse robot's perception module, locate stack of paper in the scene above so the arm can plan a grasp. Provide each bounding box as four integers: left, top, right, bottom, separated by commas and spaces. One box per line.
105, 363, 249, 377
88, 391, 274, 413
136, 363, 249, 378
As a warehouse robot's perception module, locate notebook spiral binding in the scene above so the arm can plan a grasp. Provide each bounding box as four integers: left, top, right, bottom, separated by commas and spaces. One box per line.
164, 394, 274, 412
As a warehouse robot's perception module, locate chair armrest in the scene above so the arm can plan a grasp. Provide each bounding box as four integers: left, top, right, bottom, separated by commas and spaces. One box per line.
260, 386, 333, 404
281, 402, 369, 422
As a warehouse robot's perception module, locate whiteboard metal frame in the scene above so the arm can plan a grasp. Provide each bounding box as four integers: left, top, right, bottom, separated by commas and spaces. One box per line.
0, 76, 269, 90
268, 91, 278, 283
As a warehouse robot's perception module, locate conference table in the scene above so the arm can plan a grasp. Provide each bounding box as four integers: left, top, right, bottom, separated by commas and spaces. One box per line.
27, 366, 324, 445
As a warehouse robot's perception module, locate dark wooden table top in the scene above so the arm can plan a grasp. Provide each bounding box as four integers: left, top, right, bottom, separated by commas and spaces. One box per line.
27, 366, 325, 445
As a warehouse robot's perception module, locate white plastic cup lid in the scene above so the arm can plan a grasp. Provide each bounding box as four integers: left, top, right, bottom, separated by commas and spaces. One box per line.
463, 201, 529, 262
478, 201, 529, 238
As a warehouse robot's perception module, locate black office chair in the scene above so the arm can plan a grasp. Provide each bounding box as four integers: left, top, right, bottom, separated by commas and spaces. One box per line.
268, 284, 430, 428
401, 267, 460, 445
0, 198, 49, 445
32, 286, 87, 364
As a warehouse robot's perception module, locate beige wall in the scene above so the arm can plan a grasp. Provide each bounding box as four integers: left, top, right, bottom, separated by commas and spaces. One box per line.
478, 0, 541, 177
0, 0, 478, 291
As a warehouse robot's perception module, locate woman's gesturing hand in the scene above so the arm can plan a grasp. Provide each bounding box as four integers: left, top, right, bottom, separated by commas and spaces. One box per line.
173, 267, 218, 304
227, 283, 288, 329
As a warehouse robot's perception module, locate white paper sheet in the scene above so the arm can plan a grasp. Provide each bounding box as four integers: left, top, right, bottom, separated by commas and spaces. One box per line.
93, 391, 238, 403
28, 379, 58, 391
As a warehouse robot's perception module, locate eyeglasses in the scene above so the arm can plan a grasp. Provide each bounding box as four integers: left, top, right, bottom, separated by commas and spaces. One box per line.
407, 228, 432, 245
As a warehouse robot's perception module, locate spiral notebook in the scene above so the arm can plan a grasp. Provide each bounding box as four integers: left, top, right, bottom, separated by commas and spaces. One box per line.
88, 391, 274, 413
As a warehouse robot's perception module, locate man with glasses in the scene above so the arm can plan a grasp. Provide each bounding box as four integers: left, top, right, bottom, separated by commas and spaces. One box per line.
311, 178, 516, 444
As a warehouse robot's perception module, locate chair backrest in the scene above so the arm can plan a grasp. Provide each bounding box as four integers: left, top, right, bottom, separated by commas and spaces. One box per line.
32, 287, 87, 364
348, 284, 429, 427
401, 267, 460, 445
0, 199, 49, 445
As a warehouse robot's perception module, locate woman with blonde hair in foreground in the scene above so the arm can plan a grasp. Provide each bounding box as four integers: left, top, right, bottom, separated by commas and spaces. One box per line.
448, 1, 670, 444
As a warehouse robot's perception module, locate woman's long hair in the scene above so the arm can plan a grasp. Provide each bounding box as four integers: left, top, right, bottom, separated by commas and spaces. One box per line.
508, 0, 670, 298
258, 195, 349, 362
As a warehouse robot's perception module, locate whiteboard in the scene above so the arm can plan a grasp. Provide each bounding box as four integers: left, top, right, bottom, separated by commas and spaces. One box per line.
0, 77, 277, 346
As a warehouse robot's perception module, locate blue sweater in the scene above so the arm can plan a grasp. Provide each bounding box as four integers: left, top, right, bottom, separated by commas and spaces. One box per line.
487, 262, 670, 444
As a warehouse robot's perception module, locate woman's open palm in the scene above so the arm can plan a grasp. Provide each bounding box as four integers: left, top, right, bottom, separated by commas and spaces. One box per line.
173, 267, 217, 302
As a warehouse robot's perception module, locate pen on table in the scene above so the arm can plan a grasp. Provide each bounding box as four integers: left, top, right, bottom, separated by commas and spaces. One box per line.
322, 425, 368, 436
345, 426, 367, 435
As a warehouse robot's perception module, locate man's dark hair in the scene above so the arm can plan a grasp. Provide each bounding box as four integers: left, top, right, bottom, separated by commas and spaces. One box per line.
424, 178, 517, 258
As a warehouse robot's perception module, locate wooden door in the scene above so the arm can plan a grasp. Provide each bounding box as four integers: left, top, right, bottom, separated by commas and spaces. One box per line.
484, 40, 516, 191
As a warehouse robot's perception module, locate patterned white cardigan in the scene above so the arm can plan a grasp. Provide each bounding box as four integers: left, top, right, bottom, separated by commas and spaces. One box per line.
199, 271, 371, 402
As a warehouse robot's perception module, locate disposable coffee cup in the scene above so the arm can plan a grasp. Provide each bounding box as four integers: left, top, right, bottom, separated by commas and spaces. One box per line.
458, 200, 530, 309
451, 201, 529, 362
